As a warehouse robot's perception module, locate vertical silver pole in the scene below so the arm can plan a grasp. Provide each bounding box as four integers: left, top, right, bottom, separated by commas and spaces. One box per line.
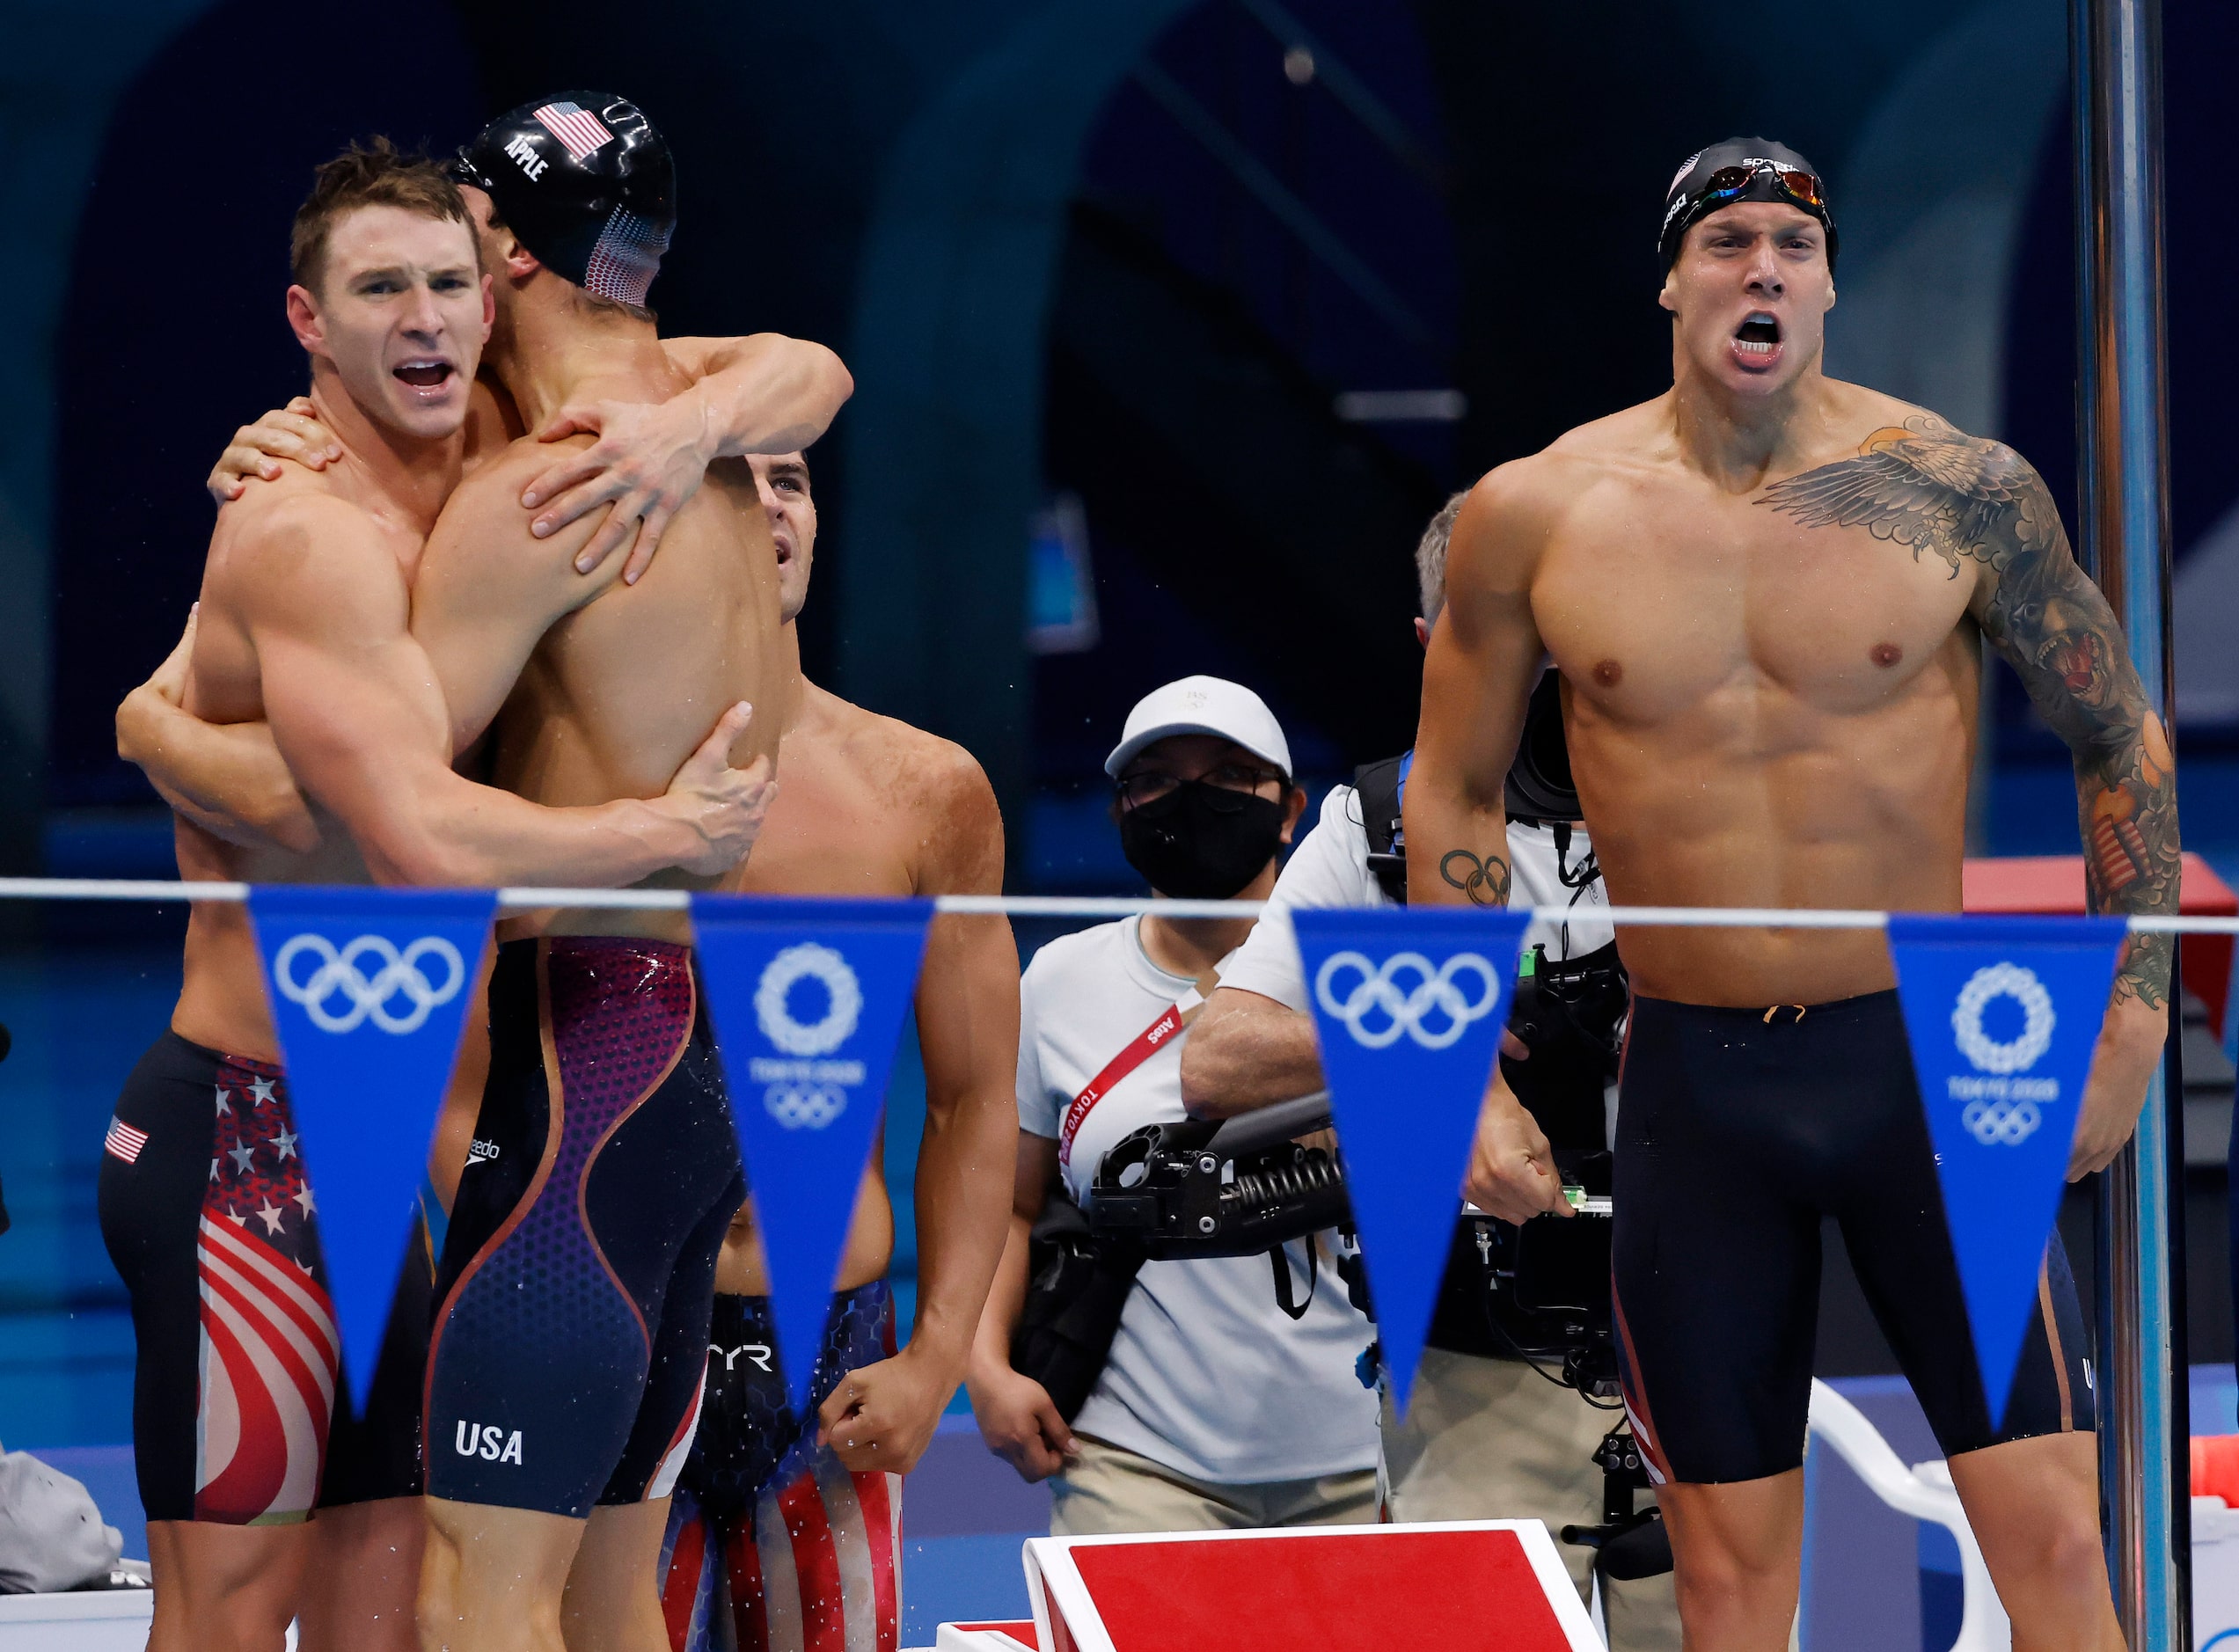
2072, 0, 2185, 1646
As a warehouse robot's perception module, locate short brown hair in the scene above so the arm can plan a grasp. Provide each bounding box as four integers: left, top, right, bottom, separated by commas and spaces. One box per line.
1416, 488, 1470, 625
289, 137, 471, 295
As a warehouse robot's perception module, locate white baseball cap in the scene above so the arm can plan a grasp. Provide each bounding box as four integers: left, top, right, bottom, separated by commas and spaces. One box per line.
1104, 676, 1292, 779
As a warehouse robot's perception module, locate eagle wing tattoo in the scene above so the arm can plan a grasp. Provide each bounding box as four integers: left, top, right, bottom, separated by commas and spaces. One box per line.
1759, 410, 2177, 1008
1758, 414, 2060, 574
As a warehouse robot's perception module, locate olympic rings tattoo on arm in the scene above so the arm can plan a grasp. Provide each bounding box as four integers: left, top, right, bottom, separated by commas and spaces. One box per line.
1438, 850, 1511, 907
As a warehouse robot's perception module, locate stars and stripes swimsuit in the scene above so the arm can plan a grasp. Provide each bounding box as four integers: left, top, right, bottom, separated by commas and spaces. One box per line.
99, 1032, 340, 1525
660, 1286, 902, 1652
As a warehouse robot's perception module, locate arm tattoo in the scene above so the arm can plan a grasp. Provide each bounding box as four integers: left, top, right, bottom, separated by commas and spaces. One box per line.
1439, 849, 1512, 908
1763, 414, 2180, 1007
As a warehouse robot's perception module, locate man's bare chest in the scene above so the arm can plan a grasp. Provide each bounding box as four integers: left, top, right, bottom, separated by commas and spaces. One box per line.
1530, 489, 1979, 721
733, 749, 915, 898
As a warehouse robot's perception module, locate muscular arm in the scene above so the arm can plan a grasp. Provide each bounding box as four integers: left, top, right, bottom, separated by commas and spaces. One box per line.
118, 613, 318, 855
658, 334, 854, 458
225, 495, 735, 888
1972, 481, 2178, 1007
1763, 413, 2179, 1174
523, 333, 854, 579
964, 1131, 1078, 1481
1401, 470, 1573, 1218
814, 755, 1019, 1473
1180, 986, 1326, 1119
1403, 474, 1547, 911
899, 758, 1021, 1384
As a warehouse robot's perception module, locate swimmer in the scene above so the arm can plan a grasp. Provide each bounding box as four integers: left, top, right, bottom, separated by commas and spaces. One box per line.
391, 95, 818, 1652
654, 452, 1016, 1652
109, 135, 846, 1651
1404, 138, 2169, 1651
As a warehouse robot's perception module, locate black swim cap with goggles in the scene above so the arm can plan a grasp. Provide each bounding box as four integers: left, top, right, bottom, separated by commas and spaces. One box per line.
449, 93, 676, 309
1658, 138, 1836, 272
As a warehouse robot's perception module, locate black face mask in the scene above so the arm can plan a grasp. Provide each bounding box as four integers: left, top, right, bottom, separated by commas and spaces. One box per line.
1118, 781, 1286, 900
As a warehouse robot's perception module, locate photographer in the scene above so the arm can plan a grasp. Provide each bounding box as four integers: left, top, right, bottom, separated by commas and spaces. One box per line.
967, 677, 1381, 1533
1179, 500, 1680, 1647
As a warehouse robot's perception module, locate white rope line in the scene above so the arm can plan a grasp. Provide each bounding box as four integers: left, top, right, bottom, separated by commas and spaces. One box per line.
0, 876, 2228, 933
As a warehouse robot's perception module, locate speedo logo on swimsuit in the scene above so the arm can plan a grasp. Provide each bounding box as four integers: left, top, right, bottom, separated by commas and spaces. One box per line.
465, 1137, 501, 1166
455, 1422, 524, 1464
709, 1342, 775, 1373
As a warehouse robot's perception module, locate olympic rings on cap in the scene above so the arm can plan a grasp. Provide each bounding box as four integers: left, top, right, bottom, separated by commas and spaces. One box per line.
754, 943, 864, 1056
1963, 1097, 2045, 1146
1951, 962, 2056, 1075
1313, 949, 1500, 1050
764, 1082, 847, 1130
272, 933, 466, 1035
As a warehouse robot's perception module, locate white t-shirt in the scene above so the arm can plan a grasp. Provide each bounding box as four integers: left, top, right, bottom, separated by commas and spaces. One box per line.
1016, 917, 1380, 1486
1219, 784, 1615, 1015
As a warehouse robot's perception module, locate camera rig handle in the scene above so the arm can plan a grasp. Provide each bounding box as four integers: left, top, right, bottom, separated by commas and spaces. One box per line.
1204, 1090, 1333, 1159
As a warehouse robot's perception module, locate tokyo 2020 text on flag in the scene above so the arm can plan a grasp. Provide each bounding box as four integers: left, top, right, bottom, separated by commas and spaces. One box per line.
1885, 913, 2127, 1428
246, 885, 495, 1411
1293, 905, 1531, 1416
691, 894, 933, 1415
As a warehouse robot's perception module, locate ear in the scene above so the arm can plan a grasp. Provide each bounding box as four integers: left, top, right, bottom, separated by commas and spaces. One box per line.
480, 271, 496, 337
501, 232, 542, 283
1279, 786, 1309, 845
1414, 616, 1431, 651
1657, 270, 1678, 315
285, 284, 327, 358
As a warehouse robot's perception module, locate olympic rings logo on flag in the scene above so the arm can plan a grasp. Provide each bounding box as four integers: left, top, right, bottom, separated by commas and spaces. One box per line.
1963, 1097, 2044, 1146
1951, 961, 2057, 1074
1313, 950, 1501, 1050
273, 933, 467, 1034
764, 1083, 847, 1130
755, 943, 864, 1056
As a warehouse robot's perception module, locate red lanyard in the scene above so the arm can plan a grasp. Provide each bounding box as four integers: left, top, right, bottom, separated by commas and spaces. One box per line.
1058, 983, 1207, 1171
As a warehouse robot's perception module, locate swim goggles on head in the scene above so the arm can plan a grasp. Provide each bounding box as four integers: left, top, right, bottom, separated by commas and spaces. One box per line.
1660, 159, 1835, 265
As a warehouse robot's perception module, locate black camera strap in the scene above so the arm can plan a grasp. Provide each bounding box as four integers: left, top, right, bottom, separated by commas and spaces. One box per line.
1268, 1239, 1318, 1319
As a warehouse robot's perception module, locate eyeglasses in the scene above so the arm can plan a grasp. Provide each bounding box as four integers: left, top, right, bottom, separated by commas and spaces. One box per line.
1116, 764, 1286, 812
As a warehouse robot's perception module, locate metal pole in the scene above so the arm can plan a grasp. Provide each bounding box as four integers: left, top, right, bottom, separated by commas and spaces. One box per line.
2072, 0, 2187, 1645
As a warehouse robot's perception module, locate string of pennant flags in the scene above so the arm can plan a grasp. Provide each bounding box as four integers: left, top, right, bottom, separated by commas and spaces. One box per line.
1, 874, 2199, 1424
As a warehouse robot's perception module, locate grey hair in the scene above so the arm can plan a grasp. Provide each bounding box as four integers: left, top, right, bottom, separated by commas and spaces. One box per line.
1416, 488, 1472, 626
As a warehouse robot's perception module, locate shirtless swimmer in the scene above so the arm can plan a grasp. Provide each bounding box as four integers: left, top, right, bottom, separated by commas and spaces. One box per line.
1404, 138, 2169, 1651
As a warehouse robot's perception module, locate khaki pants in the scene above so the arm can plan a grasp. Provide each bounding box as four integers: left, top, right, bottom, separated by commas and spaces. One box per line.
1382, 1347, 1682, 1651
1049, 1435, 1379, 1536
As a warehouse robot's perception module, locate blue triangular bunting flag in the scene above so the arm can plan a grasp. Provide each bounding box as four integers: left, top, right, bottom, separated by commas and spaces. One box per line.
1886, 913, 2126, 1426
691, 895, 933, 1414
1293, 905, 1531, 1415
247, 885, 494, 1411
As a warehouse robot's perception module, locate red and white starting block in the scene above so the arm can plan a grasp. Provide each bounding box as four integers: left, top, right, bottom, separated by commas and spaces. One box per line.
936, 1520, 1601, 1652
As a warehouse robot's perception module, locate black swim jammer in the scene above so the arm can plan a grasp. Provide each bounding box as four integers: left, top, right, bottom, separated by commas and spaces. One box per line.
1611, 990, 2093, 1486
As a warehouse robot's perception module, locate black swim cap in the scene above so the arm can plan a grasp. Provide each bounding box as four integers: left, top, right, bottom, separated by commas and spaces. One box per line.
450, 93, 675, 309
1659, 137, 1836, 272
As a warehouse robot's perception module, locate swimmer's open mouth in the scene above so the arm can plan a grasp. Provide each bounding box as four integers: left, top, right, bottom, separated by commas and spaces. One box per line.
394, 359, 456, 390
1734, 314, 1782, 365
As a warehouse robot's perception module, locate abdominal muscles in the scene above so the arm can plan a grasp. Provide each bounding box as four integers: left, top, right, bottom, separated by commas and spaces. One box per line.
1567, 676, 1973, 1006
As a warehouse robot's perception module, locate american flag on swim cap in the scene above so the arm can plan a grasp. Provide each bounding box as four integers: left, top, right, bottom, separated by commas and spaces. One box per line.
533, 101, 617, 163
